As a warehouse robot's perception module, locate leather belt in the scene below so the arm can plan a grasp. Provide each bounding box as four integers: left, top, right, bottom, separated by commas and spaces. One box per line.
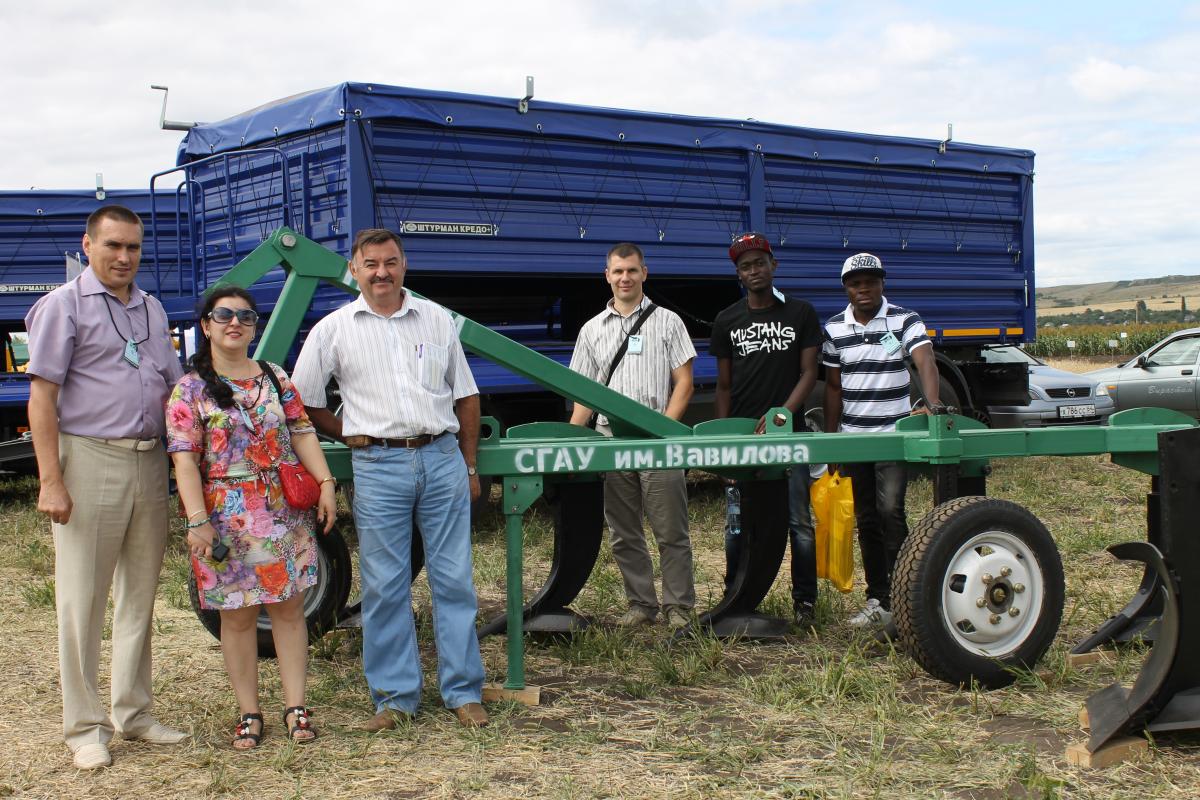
83, 436, 160, 452
344, 433, 441, 449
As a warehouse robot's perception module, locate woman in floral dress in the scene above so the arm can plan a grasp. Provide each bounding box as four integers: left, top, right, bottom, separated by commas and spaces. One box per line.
167, 286, 337, 749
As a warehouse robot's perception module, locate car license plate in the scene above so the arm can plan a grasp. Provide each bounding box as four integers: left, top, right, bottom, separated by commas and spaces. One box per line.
1058, 404, 1096, 419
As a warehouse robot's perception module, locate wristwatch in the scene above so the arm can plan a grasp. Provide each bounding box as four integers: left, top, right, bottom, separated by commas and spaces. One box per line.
466, 466, 478, 476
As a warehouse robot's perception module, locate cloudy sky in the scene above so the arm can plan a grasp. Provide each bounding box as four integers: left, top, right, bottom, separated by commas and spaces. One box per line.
2, 0, 1196, 287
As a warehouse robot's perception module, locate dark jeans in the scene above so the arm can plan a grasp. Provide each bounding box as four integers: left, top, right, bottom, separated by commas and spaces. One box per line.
723, 469, 816, 609
787, 467, 816, 607
844, 461, 908, 609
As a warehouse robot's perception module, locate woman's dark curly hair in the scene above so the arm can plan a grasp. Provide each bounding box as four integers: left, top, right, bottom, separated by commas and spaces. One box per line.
190, 286, 258, 409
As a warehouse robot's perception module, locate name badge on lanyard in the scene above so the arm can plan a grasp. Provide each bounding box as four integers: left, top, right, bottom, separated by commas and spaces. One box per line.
879, 330, 902, 355
123, 338, 141, 368
628, 334, 644, 355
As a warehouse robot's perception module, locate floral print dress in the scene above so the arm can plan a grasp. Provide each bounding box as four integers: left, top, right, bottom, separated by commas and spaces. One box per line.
166, 362, 319, 611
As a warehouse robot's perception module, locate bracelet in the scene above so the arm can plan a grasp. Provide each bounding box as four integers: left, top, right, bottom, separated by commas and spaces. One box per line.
186, 510, 207, 521
185, 517, 210, 529
319, 476, 336, 487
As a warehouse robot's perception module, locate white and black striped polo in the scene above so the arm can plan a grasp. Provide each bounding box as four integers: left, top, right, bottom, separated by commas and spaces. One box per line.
822, 297, 931, 433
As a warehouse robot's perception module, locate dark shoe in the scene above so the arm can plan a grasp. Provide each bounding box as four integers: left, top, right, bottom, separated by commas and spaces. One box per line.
617, 607, 657, 627
233, 713, 264, 751
873, 619, 900, 644
793, 601, 816, 630
451, 702, 489, 728
364, 708, 411, 732
284, 705, 317, 742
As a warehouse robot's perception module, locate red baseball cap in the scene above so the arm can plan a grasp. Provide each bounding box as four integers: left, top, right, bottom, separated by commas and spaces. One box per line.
729, 232, 774, 264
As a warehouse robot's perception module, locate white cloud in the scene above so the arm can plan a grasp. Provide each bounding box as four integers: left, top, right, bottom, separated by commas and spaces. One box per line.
2, 1, 1199, 286
879, 22, 959, 66
1068, 57, 1156, 103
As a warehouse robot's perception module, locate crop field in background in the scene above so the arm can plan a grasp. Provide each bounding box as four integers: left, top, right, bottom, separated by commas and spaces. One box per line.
1024, 324, 1190, 359
2, 359, 1198, 798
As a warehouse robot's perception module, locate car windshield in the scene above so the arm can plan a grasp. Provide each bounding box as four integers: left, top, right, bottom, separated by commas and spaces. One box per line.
981, 345, 1043, 366
1144, 335, 1200, 367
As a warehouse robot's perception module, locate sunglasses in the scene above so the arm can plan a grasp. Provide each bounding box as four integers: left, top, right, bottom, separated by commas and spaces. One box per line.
206, 307, 259, 326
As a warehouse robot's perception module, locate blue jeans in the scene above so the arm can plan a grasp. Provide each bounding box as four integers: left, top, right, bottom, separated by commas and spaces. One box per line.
351, 434, 484, 713
844, 461, 909, 608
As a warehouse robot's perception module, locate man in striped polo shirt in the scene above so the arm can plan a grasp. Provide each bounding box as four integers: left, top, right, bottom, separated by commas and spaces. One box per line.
822, 252, 941, 628
568, 242, 697, 629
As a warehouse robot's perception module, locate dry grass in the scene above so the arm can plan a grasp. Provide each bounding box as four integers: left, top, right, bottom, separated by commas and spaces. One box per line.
1, 446, 1198, 798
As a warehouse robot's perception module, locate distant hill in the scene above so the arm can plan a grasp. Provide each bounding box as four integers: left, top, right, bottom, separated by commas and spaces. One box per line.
1037, 275, 1200, 318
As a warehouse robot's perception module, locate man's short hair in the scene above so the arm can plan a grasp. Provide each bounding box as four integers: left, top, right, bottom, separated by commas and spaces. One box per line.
85, 205, 144, 238
606, 242, 645, 266
351, 228, 406, 259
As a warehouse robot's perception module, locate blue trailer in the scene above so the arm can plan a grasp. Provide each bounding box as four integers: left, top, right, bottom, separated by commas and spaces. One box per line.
0, 190, 188, 460
157, 82, 1033, 425
2, 82, 1034, 442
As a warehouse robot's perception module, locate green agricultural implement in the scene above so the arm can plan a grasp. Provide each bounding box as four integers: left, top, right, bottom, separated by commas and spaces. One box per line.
189, 227, 1200, 757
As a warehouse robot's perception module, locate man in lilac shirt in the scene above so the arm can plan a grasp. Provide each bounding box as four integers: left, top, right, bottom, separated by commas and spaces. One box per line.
25, 205, 186, 770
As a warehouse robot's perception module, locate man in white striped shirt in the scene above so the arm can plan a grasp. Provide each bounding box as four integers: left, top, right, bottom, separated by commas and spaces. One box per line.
292, 228, 488, 730
822, 252, 941, 628
568, 243, 697, 629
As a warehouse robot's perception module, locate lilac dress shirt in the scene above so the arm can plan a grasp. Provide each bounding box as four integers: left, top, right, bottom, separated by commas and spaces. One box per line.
24, 268, 183, 439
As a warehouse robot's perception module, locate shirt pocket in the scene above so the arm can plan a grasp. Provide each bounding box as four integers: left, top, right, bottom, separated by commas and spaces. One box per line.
416, 342, 449, 391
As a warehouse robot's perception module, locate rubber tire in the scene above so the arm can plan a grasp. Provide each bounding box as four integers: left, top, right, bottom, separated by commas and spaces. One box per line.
892, 496, 1064, 689
189, 519, 354, 658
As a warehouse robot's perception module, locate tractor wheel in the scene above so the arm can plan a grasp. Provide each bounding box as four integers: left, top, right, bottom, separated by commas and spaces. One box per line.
892, 496, 1064, 689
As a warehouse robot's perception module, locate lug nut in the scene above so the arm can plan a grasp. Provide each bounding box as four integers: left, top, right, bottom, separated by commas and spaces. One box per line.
976, 597, 987, 608
1009, 607, 1021, 617
1000, 566, 1012, 577
989, 614, 1002, 625
981, 573, 993, 585
1014, 583, 1025, 593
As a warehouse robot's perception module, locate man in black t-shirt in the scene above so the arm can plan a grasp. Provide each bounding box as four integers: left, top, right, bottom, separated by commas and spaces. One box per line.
710, 232, 823, 627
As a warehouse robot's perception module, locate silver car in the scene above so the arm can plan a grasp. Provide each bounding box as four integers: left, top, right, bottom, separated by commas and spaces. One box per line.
1086, 328, 1200, 417
980, 345, 1115, 428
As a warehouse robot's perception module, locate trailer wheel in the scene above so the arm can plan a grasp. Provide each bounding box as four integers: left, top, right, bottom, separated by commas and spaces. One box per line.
189, 519, 354, 658
892, 496, 1063, 689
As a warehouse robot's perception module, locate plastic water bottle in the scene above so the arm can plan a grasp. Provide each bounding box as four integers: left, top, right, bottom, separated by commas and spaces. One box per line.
725, 485, 742, 537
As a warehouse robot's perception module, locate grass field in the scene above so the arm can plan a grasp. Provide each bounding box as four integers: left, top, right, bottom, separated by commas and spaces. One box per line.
2, 360, 1196, 798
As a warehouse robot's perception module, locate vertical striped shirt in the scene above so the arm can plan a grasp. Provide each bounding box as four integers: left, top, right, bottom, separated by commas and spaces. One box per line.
291, 293, 477, 438
822, 297, 931, 432
568, 296, 696, 427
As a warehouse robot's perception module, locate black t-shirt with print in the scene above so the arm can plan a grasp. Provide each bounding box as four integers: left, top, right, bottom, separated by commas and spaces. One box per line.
709, 296, 823, 420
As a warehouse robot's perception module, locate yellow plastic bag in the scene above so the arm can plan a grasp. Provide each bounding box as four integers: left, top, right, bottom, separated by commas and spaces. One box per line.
810, 470, 855, 593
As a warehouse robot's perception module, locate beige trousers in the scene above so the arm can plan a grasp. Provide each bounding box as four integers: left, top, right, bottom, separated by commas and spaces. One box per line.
603, 468, 696, 614
54, 434, 169, 751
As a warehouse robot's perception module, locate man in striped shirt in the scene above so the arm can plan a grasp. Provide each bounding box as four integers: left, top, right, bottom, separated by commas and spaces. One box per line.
822, 252, 941, 628
568, 242, 697, 629
292, 228, 488, 730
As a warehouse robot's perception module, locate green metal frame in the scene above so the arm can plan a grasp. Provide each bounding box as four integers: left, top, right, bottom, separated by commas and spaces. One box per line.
216, 228, 1198, 693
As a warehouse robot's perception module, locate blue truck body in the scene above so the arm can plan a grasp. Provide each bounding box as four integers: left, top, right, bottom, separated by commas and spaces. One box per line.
1, 82, 1035, 435
0, 190, 187, 443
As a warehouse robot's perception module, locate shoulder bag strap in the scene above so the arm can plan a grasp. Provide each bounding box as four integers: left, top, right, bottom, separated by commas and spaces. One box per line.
599, 304, 657, 387
257, 359, 284, 399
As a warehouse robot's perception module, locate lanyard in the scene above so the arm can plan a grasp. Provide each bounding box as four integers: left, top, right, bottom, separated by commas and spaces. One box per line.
102, 293, 151, 346
220, 373, 266, 431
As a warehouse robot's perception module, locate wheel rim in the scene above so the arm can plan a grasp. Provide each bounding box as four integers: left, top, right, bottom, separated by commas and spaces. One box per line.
940, 529, 1044, 657
255, 545, 333, 632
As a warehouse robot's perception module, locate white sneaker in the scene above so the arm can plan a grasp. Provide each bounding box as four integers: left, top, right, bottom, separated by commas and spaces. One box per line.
847, 598, 892, 628
73, 742, 111, 770
122, 720, 190, 744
